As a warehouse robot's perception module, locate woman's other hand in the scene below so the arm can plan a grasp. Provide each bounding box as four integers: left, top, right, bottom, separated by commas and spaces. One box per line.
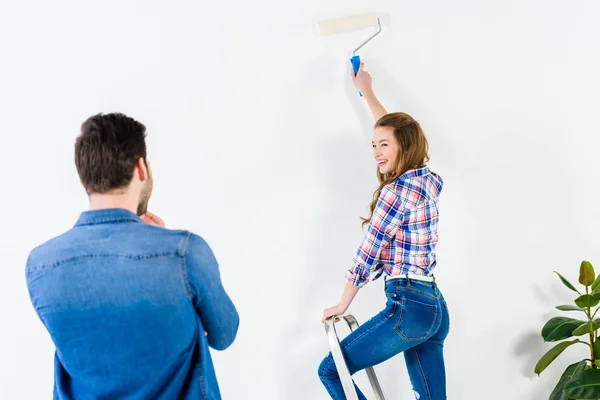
321, 303, 348, 323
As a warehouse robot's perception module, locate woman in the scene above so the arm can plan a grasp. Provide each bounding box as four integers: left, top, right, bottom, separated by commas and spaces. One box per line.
318, 63, 450, 400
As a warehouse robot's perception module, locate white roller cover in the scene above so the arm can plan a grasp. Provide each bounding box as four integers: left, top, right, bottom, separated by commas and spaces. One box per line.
316, 13, 379, 36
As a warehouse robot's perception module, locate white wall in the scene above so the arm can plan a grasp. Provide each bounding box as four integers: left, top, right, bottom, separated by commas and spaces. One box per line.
1, 1, 599, 399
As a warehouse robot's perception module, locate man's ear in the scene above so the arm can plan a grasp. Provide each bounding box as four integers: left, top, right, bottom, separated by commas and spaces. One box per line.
136, 157, 148, 181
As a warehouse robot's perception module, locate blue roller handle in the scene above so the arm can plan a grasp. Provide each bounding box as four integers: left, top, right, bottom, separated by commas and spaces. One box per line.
351, 55, 362, 97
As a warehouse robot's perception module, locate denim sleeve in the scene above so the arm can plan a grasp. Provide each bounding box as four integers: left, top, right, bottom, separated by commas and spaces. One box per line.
184, 232, 239, 351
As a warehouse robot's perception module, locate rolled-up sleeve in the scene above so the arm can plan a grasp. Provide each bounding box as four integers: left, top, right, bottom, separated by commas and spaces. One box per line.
346, 185, 404, 288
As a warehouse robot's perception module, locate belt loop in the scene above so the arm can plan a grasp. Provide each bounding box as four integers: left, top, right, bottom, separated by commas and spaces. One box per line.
406, 275, 412, 286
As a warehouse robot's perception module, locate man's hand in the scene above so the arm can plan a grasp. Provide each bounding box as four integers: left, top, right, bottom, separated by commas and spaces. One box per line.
140, 211, 165, 228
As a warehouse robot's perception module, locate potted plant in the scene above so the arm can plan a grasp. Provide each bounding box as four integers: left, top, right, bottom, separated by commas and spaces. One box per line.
535, 260, 600, 399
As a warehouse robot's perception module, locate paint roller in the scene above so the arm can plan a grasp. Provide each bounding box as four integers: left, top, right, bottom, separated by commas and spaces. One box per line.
316, 13, 382, 95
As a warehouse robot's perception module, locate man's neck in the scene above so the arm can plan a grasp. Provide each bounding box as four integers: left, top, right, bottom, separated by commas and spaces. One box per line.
88, 193, 138, 215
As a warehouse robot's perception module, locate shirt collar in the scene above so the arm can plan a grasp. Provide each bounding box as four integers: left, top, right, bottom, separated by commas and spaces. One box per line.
397, 165, 431, 181
74, 208, 142, 227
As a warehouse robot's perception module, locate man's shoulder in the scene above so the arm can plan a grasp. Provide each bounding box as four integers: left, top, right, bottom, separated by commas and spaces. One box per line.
181, 231, 214, 255
24, 225, 198, 272
26, 230, 73, 272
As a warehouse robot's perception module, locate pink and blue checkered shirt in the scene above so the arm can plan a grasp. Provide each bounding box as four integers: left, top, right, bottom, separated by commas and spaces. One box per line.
346, 166, 444, 288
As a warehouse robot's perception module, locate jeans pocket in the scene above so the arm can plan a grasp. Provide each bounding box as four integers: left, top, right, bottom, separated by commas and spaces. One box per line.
395, 297, 438, 341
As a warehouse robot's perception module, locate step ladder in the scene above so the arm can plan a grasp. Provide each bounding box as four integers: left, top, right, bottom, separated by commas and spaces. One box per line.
323, 314, 387, 400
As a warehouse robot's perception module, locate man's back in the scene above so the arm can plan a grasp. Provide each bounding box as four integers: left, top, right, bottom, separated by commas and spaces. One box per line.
26, 208, 239, 400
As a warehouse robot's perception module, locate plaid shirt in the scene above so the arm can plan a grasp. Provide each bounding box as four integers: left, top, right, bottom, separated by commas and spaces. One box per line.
346, 166, 444, 288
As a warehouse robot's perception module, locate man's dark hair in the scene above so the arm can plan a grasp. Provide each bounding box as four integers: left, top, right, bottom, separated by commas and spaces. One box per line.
75, 112, 147, 194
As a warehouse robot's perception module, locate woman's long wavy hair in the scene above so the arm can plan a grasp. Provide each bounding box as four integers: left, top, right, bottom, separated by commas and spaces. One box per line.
361, 112, 430, 228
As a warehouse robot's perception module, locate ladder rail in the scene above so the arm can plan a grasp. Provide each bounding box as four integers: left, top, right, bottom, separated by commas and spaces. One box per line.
323, 314, 387, 400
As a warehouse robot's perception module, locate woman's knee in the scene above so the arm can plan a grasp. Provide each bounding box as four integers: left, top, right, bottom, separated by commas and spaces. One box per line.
318, 353, 336, 380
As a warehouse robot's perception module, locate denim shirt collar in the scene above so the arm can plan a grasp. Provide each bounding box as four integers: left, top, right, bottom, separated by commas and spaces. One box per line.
75, 208, 142, 227
397, 165, 431, 181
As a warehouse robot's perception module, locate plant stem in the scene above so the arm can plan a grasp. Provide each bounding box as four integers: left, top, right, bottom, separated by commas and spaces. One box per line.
588, 286, 597, 368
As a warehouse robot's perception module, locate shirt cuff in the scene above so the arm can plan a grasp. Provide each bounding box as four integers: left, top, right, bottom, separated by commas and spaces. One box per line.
346, 265, 368, 288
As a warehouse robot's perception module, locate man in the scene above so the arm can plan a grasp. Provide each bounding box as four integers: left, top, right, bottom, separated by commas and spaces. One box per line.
25, 113, 239, 399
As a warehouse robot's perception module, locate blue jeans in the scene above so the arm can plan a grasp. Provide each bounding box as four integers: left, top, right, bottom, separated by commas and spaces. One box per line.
318, 277, 450, 400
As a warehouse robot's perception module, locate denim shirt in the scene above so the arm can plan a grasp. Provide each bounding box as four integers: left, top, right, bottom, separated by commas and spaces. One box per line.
25, 208, 239, 400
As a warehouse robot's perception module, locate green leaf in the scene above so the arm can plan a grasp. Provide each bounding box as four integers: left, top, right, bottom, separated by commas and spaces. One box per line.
580, 261, 596, 287
591, 271, 600, 291
575, 294, 600, 308
543, 317, 588, 342
557, 305, 587, 312
593, 339, 600, 360
572, 320, 600, 336
563, 368, 600, 398
535, 340, 581, 375
550, 361, 587, 400
556, 271, 579, 293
